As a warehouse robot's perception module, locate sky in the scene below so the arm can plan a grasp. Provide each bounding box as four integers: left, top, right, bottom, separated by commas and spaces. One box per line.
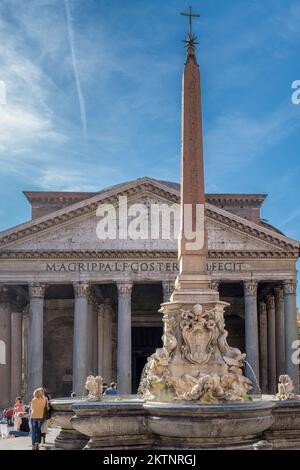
0, 0, 299, 304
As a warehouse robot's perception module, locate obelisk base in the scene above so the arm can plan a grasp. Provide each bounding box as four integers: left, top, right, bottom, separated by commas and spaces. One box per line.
171, 274, 219, 303
139, 295, 252, 403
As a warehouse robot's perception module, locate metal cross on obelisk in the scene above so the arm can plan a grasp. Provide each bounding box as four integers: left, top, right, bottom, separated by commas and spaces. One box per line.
180, 5, 200, 37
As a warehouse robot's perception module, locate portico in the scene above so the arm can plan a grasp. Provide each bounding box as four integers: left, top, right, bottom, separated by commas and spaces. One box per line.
0, 276, 298, 403
0, 177, 299, 406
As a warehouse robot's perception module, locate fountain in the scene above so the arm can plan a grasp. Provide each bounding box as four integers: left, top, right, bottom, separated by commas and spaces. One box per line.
51, 7, 300, 450
135, 9, 274, 449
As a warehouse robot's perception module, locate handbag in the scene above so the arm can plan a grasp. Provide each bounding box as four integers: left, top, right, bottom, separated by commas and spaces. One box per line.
43, 399, 51, 420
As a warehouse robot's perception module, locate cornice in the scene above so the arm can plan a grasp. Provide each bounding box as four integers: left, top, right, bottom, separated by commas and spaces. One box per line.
0, 249, 297, 260
206, 205, 299, 251
206, 194, 266, 207
23, 191, 95, 205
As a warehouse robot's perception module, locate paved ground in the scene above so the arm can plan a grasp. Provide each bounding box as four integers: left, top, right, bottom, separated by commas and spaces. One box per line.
0, 427, 60, 451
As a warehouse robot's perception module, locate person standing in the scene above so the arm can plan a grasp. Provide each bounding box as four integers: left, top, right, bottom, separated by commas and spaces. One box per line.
5, 408, 14, 426
13, 397, 25, 429
103, 381, 118, 395
30, 388, 48, 450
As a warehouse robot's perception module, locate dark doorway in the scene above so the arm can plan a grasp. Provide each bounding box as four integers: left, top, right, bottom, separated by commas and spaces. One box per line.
132, 326, 163, 392
61, 382, 73, 398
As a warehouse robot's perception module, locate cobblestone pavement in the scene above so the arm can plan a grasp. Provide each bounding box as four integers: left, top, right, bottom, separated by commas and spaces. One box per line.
0, 427, 60, 450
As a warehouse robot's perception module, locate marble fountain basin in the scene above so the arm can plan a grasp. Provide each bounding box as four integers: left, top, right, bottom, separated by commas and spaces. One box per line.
52, 395, 300, 450
71, 397, 152, 450
143, 400, 275, 450
262, 395, 300, 449
50, 398, 89, 450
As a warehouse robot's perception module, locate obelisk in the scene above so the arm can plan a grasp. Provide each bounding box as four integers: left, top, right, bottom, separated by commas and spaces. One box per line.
139, 8, 251, 403
171, 27, 217, 303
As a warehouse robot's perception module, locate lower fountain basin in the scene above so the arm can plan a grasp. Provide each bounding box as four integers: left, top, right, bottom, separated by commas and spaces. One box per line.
144, 400, 274, 449
71, 397, 152, 450
51, 398, 89, 450
262, 396, 300, 449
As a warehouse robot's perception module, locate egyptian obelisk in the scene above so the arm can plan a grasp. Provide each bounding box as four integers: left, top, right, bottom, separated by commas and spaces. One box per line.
171, 14, 217, 303
139, 8, 251, 403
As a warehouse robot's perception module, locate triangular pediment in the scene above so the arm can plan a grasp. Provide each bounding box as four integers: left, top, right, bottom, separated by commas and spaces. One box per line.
0, 177, 298, 256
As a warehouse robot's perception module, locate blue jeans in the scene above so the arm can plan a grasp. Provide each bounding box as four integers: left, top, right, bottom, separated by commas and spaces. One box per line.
31, 419, 43, 445
9, 430, 31, 437
7, 417, 13, 426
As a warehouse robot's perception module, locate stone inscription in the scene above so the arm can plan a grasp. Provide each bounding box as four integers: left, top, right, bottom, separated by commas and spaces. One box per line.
45, 261, 245, 273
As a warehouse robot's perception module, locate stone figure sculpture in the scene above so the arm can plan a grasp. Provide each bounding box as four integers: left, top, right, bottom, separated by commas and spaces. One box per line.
139, 303, 252, 403
85, 375, 103, 401
276, 375, 298, 400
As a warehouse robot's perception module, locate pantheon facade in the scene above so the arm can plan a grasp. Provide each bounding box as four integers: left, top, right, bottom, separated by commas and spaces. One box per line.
0, 177, 299, 406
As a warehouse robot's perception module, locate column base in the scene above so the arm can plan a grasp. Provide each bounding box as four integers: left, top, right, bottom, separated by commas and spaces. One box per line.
54, 428, 88, 450
84, 434, 152, 450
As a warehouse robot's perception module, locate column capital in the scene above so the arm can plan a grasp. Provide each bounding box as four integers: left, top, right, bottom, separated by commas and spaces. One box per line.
117, 281, 133, 297
283, 279, 297, 295
243, 280, 258, 297
259, 302, 267, 316
0, 285, 11, 303
12, 294, 27, 313
274, 287, 284, 302
23, 304, 29, 316
210, 280, 220, 291
87, 287, 98, 307
266, 294, 275, 310
162, 280, 175, 302
28, 283, 46, 299
98, 302, 113, 317
73, 281, 90, 298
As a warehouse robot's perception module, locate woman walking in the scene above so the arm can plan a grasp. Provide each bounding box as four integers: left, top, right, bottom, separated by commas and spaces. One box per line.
30, 388, 48, 450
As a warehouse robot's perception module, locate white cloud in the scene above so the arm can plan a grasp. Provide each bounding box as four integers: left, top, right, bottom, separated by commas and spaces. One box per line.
0, 3, 66, 157
64, 0, 87, 138
0, 104, 63, 153
38, 168, 97, 192
37, 163, 122, 192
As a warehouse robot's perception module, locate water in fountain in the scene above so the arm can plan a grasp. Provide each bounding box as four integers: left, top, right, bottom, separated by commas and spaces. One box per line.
245, 360, 262, 398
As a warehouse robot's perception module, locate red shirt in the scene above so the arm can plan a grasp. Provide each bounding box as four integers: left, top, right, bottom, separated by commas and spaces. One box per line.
14, 404, 25, 413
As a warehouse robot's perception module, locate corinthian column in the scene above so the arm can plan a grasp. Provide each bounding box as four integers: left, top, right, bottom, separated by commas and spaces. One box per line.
10, 305, 23, 402
274, 287, 285, 377
87, 289, 97, 375
97, 304, 104, 378
27, 283, 46, 400
266, 294, 276, 394
73, 282, 89, 396
259, 302, 268, 393
117, 282, 133, 394
283, 279, 299, 392
243, 281, 260, 387
98, 301, 113, 383
0, 286, 12, 408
